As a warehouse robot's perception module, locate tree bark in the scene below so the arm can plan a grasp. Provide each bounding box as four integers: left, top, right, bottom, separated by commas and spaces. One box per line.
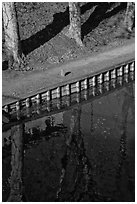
68, 2, 83, 46
7, 124, 25, 202
2, 2, 25, 70
124, 2, 135, 33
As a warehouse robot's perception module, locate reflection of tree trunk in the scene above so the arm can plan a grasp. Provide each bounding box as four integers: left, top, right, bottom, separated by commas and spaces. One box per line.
65, 106, 81, 146
7, 124, 25, 202
68, 3, 83, 46
2, 2, 25, 70
124, 2, 135, 32
115, 84, 135, 200
90, 103, 93, 133
57, 106, 96, 201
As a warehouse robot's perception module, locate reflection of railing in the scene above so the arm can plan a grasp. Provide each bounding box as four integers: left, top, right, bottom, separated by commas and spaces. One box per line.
2, 60, 135, 129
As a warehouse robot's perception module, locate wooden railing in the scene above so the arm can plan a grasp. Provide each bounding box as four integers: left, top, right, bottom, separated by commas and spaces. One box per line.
2, 59, 135, 128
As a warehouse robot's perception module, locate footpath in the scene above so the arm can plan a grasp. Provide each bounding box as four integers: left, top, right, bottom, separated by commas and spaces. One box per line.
2, 38, 135, 106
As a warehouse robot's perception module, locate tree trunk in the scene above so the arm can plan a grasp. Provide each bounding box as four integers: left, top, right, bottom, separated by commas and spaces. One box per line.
2, 2, 25, 70
68, 2, 83, 46
7, 124, 25, 202
124, 2, 135, 33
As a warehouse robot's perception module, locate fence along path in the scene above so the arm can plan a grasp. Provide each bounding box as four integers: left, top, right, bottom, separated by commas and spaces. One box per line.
2, 58, 135, 131
2, 40, 135, 122
3, 39, 134, 105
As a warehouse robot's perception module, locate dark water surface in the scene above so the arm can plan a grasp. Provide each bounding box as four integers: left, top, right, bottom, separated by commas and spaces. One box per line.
3, 81, 135, 202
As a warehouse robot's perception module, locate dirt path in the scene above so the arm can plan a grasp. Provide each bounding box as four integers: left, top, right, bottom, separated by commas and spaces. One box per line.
2, 38, 135, 106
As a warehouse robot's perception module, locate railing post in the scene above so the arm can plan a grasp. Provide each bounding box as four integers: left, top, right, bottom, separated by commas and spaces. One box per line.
66, 84, 70, 96
91, 76, 96, 86
117, 66, 123, 76
111, 69, 116, 79
98, 73, 103, 84
16, 101, 21, 120
84, 78, 88, 89
76, 81, 80, 93
16, 101, 20, 111
4, 105, 9, 113
36, 94, 41, 105
124, 64, 129, 74
130, 61, 135, 72
46, 90, 50, 101
104, 71, 110, 82
26, 98, 30, 108
56, 87, 61, 98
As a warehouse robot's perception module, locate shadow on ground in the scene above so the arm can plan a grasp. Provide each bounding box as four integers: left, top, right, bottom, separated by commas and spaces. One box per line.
21, 7, 69, 55
2, 61, 8, 71
21, 3, 127, 56
81, 2, 127, 39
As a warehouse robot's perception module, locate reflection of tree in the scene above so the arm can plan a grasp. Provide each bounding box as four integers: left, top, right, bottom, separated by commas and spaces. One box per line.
90, 102, 94, 133
7, 124, 26, 202
114, 83, 135, 201
56, 105, 96, 202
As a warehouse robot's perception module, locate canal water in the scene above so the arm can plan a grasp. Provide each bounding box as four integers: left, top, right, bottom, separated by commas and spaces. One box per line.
2, 80, 135, 202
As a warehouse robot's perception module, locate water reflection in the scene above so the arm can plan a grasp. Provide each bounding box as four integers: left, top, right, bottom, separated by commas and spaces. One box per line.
7, 124, 25, 202
114, 83, 135, 201
2, 82, 135, 202
56, 106, 97, 201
